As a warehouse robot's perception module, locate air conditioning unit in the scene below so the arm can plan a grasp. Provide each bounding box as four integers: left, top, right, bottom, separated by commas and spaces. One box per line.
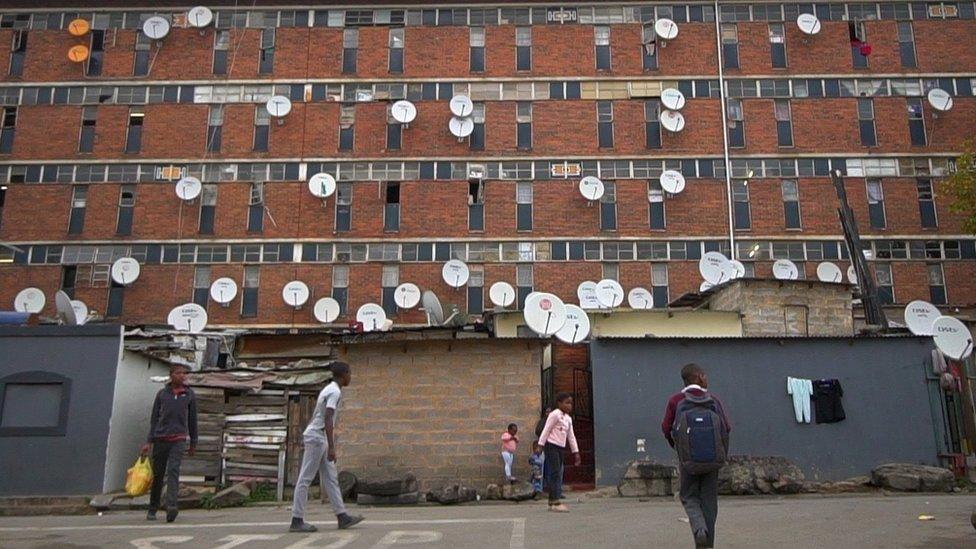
467, 164, 486, 182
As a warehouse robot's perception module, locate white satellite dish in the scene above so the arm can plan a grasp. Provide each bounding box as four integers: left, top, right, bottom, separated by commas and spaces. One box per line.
847, 265, 858, 284
595, 279, 625, 309
265, 95, 292, 118
489, 281, 516, 308
659, 170, 686, 194
175, 176, 202, 201
773, 259, 800, 280
927, 88, 953, 112
523, 292, 567, 337
209, 277, 238, 305
700, 281, 714, 292
111, 257, 141, 285
932, 316, 974, 360
167, 303, 208, 333
577, 281, 601, 310
313, 297, 341, 323
816, 262, 843, 283
391, 100, 417, 124
442, 259, 470, 288
654, 18, 679, 41
449, 95, 474, 117
394, 282, 421, 309
579, 176, 605, 201
730, 260, 746, 279
187, 6, 214, 28
421, 290, 445, 325
380, 318, 394, 332
555, 304, 591, 344
55, 290, 77, 326
627, 287, 654, 310
905, 300, 942, 336
282, 280, 310, 308
142, 16, 171, 40
699, 252, 732, 285
449, 116, 474, 138
308, 172, 337, 199
13, 287, 44, 313
796, 13, 822, 35
661, 110, 685, 132
356, 303, 387, 332
71, 300, 89, 325
661, 88, 686, 111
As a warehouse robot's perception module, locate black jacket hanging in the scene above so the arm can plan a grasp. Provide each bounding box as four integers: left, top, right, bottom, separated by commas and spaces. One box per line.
812, 379, 846, 424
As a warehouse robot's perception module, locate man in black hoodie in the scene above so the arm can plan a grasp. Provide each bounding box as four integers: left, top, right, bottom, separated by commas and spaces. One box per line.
141, 364, 198, 523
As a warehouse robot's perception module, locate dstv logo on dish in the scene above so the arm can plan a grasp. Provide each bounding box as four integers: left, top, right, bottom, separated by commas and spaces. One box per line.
540, 298, 553, 311
936, 325, 959, 334
910, 307, 932, 315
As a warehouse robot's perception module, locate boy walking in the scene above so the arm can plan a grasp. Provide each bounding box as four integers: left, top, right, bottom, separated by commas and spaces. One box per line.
662, 363, 731, 549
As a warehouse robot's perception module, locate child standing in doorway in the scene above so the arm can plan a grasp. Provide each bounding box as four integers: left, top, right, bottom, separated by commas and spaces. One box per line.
501, 423, 519, 482
528, 442, 545, 496
537, 393, 580, 512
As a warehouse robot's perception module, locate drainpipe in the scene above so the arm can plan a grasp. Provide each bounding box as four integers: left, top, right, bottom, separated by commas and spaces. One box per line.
714, 0, 736, 259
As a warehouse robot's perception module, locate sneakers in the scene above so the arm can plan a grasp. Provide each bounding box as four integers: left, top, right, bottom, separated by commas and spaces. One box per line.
165, 508, 178, 523
548, 503, 570, 512
337, 514, 364, 530
289, 519, 318, 533
146, 509, 157, 521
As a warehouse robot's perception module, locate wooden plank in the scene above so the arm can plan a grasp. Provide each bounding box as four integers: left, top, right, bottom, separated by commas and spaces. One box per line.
226, 413, 287, 422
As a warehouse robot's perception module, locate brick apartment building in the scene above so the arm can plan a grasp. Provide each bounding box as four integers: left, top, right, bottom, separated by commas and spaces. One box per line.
0, 0, 974, 329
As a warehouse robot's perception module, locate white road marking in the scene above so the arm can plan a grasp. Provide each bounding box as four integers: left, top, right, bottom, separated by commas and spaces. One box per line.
213, 534, 283, 548
0, 518, 520, 532
509, 518, 525, 549
284, 532, 358, 549
372, 531, 442, 547
130, 536, 193, 548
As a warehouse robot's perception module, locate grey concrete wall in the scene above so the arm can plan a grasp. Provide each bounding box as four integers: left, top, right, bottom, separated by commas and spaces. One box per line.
0, 325, 123, 496
591, 337, 939, 486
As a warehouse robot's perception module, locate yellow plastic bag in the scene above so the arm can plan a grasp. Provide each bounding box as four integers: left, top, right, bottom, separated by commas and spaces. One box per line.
125, 456, 153, 497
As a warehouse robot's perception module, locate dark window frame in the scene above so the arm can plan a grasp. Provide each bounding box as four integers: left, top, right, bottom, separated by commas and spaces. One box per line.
0, 371, 72, 437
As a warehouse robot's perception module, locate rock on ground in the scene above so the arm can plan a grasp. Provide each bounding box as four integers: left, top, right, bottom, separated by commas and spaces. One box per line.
502, 481, 537, 502
356, 491, 420, 505
870, 463, 954, 492
356, 474, 418, 497
617, 461, 678, 497
718, 456, 805, 495
211, 482, 251, 507
338, 471, 357, 500
425, 484, 478, 505
484, 484, 502, 500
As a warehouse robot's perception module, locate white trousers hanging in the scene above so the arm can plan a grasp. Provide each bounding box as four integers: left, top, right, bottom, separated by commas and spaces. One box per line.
787, 377, 813, 423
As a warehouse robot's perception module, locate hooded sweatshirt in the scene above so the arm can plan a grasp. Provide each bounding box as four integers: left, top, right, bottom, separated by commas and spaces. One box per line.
147, 384, 198, 444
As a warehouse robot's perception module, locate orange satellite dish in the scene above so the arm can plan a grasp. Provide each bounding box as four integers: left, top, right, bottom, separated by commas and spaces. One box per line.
68, 45, 90, 63
68, 18, 91, 37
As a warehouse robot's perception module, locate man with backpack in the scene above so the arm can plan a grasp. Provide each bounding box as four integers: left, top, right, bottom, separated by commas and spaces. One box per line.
662, 363, 731, 549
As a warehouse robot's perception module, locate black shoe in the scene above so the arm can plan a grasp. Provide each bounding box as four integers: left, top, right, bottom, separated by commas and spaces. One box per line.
146, 509, 157, 521
337, 514, 364, 530
289, 520, 318, 533
693, 528, 709, 547
165, 508, 178, 523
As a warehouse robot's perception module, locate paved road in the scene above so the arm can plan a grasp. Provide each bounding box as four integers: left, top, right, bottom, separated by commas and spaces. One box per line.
0, 494, 974, 549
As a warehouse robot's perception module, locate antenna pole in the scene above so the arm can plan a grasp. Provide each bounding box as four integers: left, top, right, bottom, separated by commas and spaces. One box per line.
714, 0, 736, 260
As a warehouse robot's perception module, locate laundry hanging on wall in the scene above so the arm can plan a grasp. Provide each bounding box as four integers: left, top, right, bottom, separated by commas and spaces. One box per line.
787, 376, 813, 424
812, 379, 846, 424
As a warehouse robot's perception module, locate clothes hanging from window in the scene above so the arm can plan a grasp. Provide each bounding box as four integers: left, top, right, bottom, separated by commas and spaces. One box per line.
787, 377, 813, 424
812, 379, 846, 424
932, 349, 949, 375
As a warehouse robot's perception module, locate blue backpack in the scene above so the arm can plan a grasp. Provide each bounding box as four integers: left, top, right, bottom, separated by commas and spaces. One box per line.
671, 392, 729, 474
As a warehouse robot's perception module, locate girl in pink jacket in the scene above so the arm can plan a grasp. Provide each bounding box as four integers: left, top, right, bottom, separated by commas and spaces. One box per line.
537, 392, 580, 512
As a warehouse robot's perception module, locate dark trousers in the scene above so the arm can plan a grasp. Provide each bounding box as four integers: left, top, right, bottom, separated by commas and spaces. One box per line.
543, 442, 565, 503
149, 440, 186, 511
679, 468, 719, 548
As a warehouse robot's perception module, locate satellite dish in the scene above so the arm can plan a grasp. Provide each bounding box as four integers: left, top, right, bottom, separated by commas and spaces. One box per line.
187, 6, 215, 28
796, 13, 822, 35
282, 280, 310, 308
654, 18, 679, 41
442, 260, 470, 288
627, 287, 654, 310
489, 281, 516, 308
421, 290, 445, 325
816, 262, 843, 283
391, 100, 417, 124
380, 318, 394, 332
308, 172, 337, 199
14, 287, 45, 313
661, 110, 686, 132
209, 277, 238, 305
933, 316, 974, 360
449, 95, 474, 117
67, 18, 91, 37
595, 279, 624, 308
905, 300, 941, 336
313, 297, 341, 323
555, 304, 591, 344
773, 259, 800, 280
577, 281, 601, 310
579, 176, 605, 201
847, 265, 858, 284
55, 290, 78, 326
167, 303, 208, 333
356, 303, 387, 332
142, 16, 171, 40
927, 88, 953, 112
265, 95, 292, 118
699, 252, 733, 285
68, 45, 90, 63
700, 281, 714, 292
394, 283, 421, 309
661, 88, 686, 111
111, 257, 141, 285
659, 170, 686, 194
523, 292, 567, 336
449, 116, 474, 138
730, 260, 746, 279
175, 176, 202, 201
71, 300, 89, 325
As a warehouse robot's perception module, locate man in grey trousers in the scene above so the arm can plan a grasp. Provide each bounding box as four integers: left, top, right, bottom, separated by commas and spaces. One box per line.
290, 362, 363, 533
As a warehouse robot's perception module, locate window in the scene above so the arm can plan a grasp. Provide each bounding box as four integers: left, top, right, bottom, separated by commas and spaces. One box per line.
253, 106, 269, 152
774, 99, 793, 147
651, 264, 669, 308
721, 24, 739, 69
389, 28, 404, 73
381, 265, 399, 315
897, 22, 916, 68
516, 264, 533, 309
343, 29, 358, 74
207, 105, 223, 152
643, 100, 663, 149
0, 107, 15, 153
339, 104, 355, 151
516, 27, 531, 71
259, 28, 275, 75
241, 265, 259, 317
132, 30, 151, 76
106, 279, 125, 318
470, 103, 486, 150
928, 263, 946, 305
470, 27, 485, 72
248, 182, 264, 232
124, 107, 143, 153
199, 184, 217, 234
386, 104, 403, 151
784, 306, 809, 336
641, 23, 658, 70
193, 266, 210, 307
866, 179, 886, 229
850, 21, 868, 68
467, 265, 484, 315
516, 102, 532, 150
384, 182, 400, 232
782, 180, 801, 229
0, 372, 72, 437
332, 265, 349, 315
727, 99, 744, 148
600, 182, 617, 231
769, 23, 787, 68
875, 263, 893, 304
68, 186, 87, 234
858, 98, 877, 147
595, 26, 611, 70
213, 30, 229, 75
732, 180, 751, 229
516, 181, 533, 231
597, 101, 614, 148
336, 182, 352, 232
648, 179, 666, 230
916, 178, 937, 228
79, 107, 97, 153
9, 30, 27, 77
116, 184, 135, 235
469, 181, 484, 231
60, 265, 77, 298
907, 98, 926, 146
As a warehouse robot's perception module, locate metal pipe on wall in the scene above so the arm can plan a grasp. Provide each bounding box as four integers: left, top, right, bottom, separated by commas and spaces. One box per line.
714, 0, 736, 259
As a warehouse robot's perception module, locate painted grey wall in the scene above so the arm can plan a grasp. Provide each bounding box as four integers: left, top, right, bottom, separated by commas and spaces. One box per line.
0, 325, 123, 496
591, 337, 939, 486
